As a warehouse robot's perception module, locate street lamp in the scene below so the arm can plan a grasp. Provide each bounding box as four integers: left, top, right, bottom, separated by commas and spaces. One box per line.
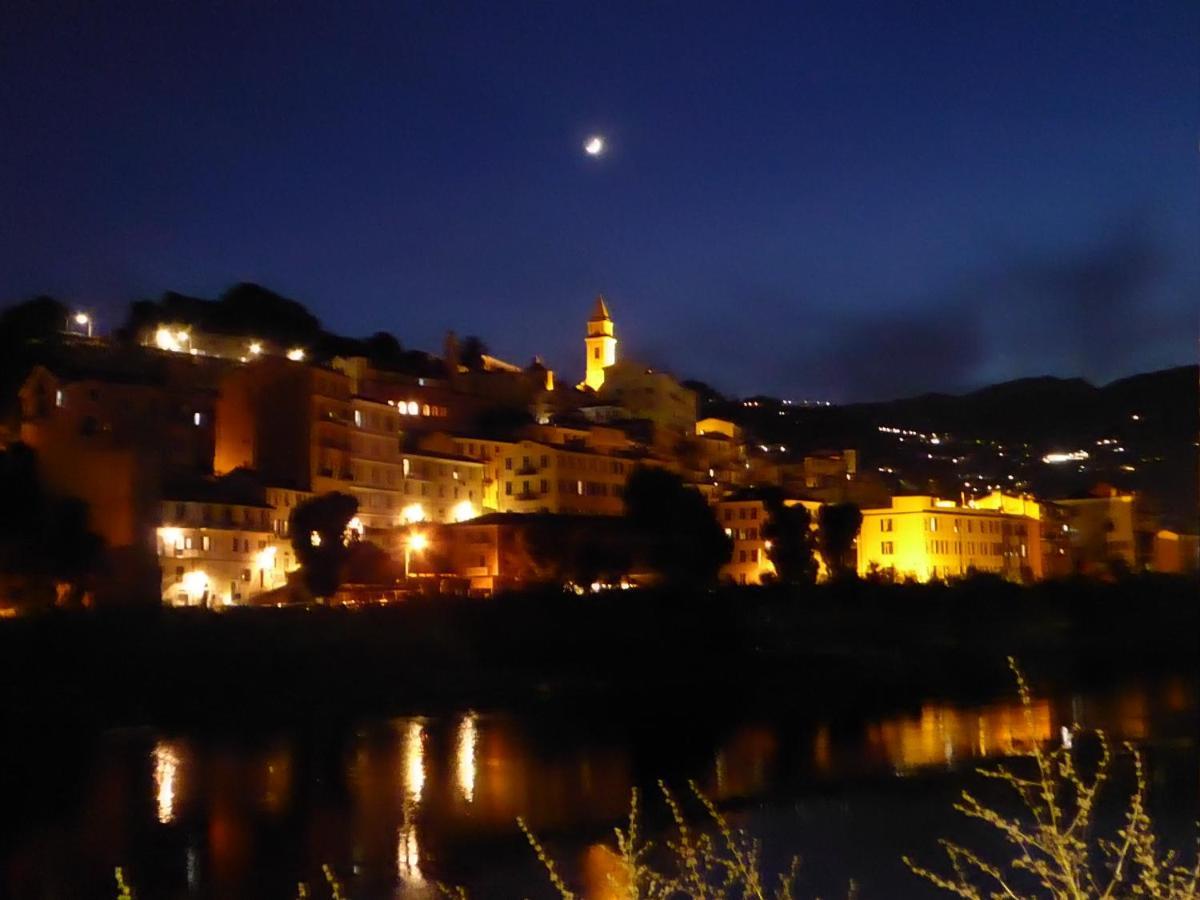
404, 531, 428, 581
72, 312, 92, 337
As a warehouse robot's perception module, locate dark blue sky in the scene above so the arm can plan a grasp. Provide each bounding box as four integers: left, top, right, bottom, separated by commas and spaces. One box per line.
2, 2, 1196, 401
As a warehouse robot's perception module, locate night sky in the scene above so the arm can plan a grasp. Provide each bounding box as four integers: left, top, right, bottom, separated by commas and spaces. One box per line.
2, 2, 1196, 402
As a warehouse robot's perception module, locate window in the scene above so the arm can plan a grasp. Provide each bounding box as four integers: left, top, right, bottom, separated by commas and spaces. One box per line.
201, 535, 210, 551
540, 454, 548, 467
505, 481, 512, 496
881, 518, 893, 532
750, 508, 758, 520
928, 518, 939, 531
241, 569, 251, 581
881, 541, 894, 555
354, 410, 363, 427
539, 479, 548, 493
739, 550, 747, 562
184, 536, 194, 550
505, 458, 513, 470
55, 389, 65, 408
593, 347, 600, 359
749, 549, 758, 562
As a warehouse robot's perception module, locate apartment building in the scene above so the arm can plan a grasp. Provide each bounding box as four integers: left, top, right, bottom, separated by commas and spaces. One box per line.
857, 492, 1043, 583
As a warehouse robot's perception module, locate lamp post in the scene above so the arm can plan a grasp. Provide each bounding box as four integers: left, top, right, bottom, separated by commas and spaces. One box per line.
404, 531, 428, 581
73, 312, 92, 337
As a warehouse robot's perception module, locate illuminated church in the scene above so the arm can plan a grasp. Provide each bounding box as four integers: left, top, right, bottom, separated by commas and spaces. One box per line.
583, 294, 617, 390
578, 295, 697, 435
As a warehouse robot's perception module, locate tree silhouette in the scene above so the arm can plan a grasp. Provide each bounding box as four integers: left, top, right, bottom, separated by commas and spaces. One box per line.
763, 491, 817, 585
290, 492, 359, 599
623, 467, 731, 586
818, 502, 863, 579
459, 335, 489, 371
0, 442, 105, 608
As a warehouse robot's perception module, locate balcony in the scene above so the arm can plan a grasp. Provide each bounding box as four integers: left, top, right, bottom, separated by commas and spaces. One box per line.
515, 464, 539, 476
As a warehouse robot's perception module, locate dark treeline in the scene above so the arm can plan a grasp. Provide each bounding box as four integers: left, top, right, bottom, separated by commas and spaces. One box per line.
0, 574, 1193, 737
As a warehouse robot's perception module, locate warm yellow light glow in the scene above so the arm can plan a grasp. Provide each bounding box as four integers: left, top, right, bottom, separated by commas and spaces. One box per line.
451, 500, 477, 523
309, 530, 322, 547
175, 330, 189, 343
158, 527, 183, 549
74, 312, 90, 325
255, 546, 277, 569
248, 341, 262, 355
155, 327, 181, 352
398, 719, 426, 884
153, 741, 181, 824
346, 516, 364, 536
403, 719, 425, 803
456, 713, 478, 803
181, 570, 208, 600
408, 532, 428, 553
286, 348, 305, 361
401, 503, 426, 524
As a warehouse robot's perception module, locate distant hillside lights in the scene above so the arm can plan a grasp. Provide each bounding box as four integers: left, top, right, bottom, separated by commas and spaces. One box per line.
1042, 450, 1090, 464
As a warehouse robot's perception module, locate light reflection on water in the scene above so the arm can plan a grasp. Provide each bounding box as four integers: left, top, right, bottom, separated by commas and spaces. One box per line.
397, 720, 425, 889
2, 675, 1194, 899
152, 740, 182, 825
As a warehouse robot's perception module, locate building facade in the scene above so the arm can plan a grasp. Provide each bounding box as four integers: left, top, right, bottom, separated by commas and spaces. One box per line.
857, 493, 1043, 583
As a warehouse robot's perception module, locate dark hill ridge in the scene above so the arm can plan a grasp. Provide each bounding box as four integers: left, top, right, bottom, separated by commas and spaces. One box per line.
843, 366, 1197, 442
715, 365, 1198, 527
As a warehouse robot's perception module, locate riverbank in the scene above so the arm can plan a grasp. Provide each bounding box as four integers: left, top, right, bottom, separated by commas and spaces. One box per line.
0, 574, 1194, 734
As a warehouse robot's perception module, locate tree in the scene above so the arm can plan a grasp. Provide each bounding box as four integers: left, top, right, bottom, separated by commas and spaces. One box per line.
818, 502, 863, 579
0, 442, 105, 609
364, 331, 404, 368
0, 296, 68, 419
290, 492, 359, 599
623, 467, 731, 586
762, 491, 817, 585
459, 335, 489, 371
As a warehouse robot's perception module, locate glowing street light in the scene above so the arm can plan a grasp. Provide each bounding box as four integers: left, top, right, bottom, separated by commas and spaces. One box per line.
73, 312, 93, 337
248, 341, 263, 356
286, 348, 305, 361
404, 531, 428, 581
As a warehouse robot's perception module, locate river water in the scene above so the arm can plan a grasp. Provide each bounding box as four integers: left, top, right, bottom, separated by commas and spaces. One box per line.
3, 672, 1196, 899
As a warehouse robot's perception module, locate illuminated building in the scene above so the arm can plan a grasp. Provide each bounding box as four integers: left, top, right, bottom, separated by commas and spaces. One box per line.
1053, 487, 1160, 574
493, 440, 650, 516
597, 362, 698, 437
425, 513, 639, 594
417, 432, 518, 512
582, 295, 617, 391
857, 492, 1043, 583
157, 472, 287, 606
715, 491, 823, 585
18, 357, 221, 602
1151, 530, 1199, 574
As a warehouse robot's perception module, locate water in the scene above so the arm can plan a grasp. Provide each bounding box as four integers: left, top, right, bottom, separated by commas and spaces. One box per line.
3, 674, 1196, 899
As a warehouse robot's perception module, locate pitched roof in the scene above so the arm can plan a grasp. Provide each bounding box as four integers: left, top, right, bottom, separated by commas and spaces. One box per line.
589, 295, 612, 321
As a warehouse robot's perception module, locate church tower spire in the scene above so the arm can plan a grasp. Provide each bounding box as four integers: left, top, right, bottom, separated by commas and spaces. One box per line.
584, 295, 617, 391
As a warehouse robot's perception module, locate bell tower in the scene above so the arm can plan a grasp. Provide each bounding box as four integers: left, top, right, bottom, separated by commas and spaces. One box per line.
584, 295, 616, 391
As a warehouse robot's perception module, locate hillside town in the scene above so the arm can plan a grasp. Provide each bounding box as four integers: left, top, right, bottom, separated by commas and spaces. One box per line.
1, 288, 1196, 610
